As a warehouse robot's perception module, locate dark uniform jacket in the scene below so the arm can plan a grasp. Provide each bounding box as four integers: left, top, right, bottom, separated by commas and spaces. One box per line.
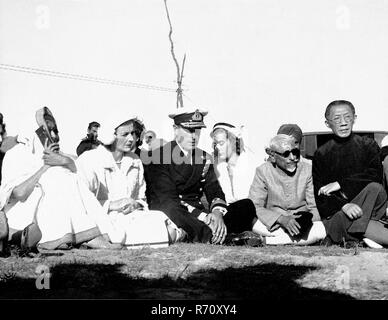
76, 137, 101, 156
144, 140, 227, 243
312, 133, 383, 219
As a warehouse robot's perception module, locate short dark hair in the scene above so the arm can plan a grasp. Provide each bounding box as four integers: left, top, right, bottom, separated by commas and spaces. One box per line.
115, 118, 145, 147
325, 100, 356, 120
88, 121, 100, 130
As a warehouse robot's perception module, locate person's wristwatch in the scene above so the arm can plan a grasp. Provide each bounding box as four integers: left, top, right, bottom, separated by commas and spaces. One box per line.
212, 206, 228, 216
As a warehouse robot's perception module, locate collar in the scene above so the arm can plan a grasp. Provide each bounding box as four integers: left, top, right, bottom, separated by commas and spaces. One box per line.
176, 140, 190, 157
96, 145, 139, 171
333, 132, 354, 144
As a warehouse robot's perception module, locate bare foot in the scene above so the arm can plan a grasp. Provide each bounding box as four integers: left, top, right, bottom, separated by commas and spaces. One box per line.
84, 235, 123, 250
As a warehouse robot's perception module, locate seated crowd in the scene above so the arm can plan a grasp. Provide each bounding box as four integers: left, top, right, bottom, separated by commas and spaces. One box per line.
0, 99, 387, 255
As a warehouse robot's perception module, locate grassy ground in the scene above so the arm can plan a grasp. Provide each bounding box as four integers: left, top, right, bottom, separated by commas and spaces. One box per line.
1, 243, 388, 300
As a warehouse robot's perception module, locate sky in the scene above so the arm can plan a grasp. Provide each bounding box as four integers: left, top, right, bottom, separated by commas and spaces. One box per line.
1, 0, 388, 162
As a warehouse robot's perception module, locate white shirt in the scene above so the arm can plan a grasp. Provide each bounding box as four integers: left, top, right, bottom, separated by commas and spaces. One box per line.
215, 151, 257, 204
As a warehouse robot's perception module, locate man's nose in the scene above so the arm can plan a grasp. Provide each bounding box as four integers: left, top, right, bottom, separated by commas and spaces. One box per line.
289, 152, 296, 161
339, 116, 348, 125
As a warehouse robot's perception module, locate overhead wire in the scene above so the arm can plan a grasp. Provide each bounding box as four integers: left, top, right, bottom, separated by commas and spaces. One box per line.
0, 63, 176, 93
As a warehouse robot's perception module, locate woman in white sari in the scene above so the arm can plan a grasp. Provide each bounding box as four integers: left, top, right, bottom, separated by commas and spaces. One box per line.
76, 118, 184, 249
0, 107, 117, 251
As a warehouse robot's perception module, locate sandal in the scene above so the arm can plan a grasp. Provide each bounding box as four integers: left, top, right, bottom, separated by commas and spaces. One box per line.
20, 222, 42, 251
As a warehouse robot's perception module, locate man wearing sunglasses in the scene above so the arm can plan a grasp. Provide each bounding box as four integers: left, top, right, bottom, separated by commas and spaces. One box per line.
313, 100, 388, 248
249, 134, 326, 245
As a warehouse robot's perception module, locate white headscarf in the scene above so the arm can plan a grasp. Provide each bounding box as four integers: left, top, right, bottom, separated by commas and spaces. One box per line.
210, 122, 247, 154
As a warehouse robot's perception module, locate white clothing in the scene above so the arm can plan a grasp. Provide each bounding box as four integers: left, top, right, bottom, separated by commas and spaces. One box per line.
76, 145, 177, 248
214, 151, 257, 204
0, 134, 112, 246
382, 135, 388, 147
214, 151, 271, 235
265, 221, 326, 245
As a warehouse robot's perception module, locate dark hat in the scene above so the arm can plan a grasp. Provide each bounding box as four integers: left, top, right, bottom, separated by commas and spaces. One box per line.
277, 124, 303, 144
168, 107, 208, 129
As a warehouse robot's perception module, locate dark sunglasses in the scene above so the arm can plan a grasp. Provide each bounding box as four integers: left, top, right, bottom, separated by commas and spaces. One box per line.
274, 148, 300, 158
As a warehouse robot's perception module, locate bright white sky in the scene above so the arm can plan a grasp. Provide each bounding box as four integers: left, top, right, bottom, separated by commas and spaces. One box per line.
1, 0, 388, 162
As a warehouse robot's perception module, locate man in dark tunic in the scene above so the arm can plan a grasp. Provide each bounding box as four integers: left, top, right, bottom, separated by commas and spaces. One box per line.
76, 121, 102, 156
144, 107, 261, 245
313, 100, 388, 247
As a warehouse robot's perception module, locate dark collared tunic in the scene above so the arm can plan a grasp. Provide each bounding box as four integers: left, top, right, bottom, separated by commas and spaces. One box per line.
312, 133, 386, 241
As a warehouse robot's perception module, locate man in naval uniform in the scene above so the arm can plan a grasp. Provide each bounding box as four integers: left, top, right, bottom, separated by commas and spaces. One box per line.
144, 107, 262, 245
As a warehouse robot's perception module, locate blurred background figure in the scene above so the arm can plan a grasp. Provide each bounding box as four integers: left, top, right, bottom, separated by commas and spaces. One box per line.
144, 130, 156, 148
76, 121, 102, 156
142, 130, 167, 152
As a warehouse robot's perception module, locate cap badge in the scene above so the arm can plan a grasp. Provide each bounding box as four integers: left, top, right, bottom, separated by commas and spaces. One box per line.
192, 109, 202, 122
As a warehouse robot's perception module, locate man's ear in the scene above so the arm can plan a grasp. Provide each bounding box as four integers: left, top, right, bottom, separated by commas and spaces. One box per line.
353, 114, 357, 123
265, 148, 276, 162
325, 120, 331, 129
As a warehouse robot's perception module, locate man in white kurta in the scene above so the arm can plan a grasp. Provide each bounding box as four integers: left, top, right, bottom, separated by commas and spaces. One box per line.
0, 133, 114, 249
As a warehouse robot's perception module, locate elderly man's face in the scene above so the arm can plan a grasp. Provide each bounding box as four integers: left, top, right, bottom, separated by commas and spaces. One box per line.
273, 140, 300, 173
174, 125, 201, 152
325, 104, 355, 138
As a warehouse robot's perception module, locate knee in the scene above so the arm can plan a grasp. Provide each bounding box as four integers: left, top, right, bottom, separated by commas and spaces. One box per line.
366, 182, 385, 193
311, 221, 327, 239
230, 198, 256, 216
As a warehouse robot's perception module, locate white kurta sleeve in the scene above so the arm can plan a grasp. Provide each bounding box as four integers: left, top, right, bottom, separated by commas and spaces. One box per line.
75, 153, 100, 194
